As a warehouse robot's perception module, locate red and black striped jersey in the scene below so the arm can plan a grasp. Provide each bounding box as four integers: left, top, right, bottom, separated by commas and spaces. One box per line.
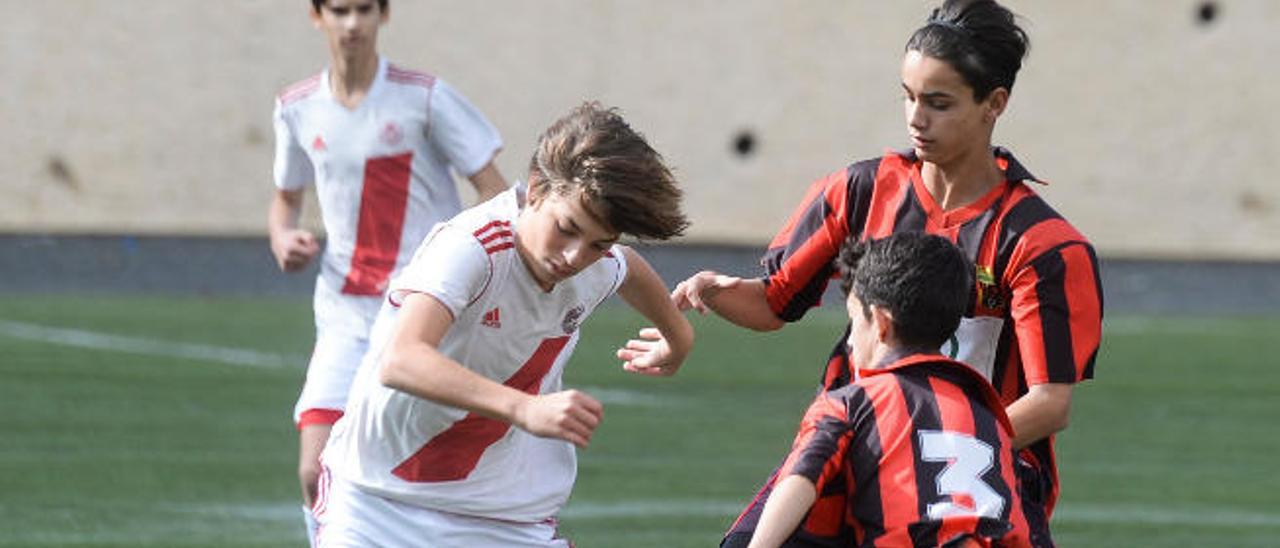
759, 148, 1103, 512
777, 353, 1031, 547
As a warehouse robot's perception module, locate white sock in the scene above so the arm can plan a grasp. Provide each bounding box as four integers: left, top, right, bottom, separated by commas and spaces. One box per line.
303, 504, 319, 547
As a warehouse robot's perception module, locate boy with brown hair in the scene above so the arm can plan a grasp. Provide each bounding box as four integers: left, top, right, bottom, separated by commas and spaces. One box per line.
316, 102, 693, 547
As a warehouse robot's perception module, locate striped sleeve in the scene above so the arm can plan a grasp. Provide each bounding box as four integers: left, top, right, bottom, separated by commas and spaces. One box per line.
388, 223, 490, 318
1006, 241, 1103, 385
760, 168, 856, 322
782, 391, 853, 484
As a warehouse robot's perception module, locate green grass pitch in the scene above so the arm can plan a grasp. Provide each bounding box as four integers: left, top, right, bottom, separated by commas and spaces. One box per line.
1, 295, 1277, 547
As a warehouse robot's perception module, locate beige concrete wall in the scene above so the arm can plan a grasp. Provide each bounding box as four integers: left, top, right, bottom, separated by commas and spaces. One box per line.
3, 1, 1277, 259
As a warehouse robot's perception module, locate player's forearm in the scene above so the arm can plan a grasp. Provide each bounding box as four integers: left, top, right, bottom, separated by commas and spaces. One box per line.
639, 298, 694, 362
705, 279, 784, 332
618, 247, 695, 357
379, 342, 529, 423
268, 190, 304, 235
748, 475, 817, 548
467, 162, 508, 204
1007, 382, 1073, 449
376, 293, 531, 423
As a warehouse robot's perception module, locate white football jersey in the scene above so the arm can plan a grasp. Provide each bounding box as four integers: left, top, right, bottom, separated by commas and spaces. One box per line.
273, 57, 502, 297
323, 185, 628, 522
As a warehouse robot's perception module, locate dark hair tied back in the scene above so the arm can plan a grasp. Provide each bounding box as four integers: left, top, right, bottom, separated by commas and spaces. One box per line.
906, 0, 1029, 101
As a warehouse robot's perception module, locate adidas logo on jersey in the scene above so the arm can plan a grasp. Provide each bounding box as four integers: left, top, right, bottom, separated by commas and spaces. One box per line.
312, 135, 327, 152
482, 308, 502, 329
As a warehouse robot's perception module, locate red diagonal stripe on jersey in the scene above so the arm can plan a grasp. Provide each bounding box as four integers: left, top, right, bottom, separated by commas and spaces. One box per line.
392, 335, 572, 482
341, 152, 413, 295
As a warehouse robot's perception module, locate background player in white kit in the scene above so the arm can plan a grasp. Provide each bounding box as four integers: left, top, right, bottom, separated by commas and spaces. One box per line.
315, 102, 694, 547
266, 0, 507, 540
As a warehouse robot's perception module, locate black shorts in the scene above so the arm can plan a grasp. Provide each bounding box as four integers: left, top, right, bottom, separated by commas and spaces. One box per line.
1017, 458, 1056, 548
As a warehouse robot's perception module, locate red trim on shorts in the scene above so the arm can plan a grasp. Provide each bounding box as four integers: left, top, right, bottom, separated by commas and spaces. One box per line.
298, 408, 345, 429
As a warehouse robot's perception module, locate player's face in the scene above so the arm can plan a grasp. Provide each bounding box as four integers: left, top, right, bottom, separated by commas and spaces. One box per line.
312, 0, 387, 60
845, 291, 878, 370
517, 188, 620, 291
900, 50, 1003, 166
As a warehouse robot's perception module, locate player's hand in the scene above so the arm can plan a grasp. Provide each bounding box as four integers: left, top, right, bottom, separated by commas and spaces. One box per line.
271, 229, 320, 272
617, 327, 687, 377
670, 270, 743, 314
513, 390, 604, 448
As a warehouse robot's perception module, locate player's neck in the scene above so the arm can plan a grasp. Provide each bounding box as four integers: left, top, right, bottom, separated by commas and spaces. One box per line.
921, 147, 1002, 212
329, 53, 380, 109
864, 344, 934, 372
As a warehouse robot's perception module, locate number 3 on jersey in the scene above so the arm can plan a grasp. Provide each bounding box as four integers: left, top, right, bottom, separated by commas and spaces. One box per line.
918, 430, 1006, 520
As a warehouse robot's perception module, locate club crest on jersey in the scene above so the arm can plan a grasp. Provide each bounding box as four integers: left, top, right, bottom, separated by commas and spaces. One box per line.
975, 265, 1006, 313
380, 121, 404, 146
562, 304, 585, 334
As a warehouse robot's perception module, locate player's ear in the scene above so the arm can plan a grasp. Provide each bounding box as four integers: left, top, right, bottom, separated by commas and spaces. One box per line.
982, 87, 1009, 124
870, 305, 894, 344
525, 174, 548, 209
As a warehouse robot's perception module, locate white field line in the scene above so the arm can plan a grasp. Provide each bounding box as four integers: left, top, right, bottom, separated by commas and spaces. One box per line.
575, 386, 679, 407
563, 500, 1280, 527
561, 500, 744, 519
171, 499, 1280, 528
1052, 503, 1280, 528
10, 498, 1278, 545
0, 319, 301, 369
20, 315, 1206, 367
0, 319, 678, 407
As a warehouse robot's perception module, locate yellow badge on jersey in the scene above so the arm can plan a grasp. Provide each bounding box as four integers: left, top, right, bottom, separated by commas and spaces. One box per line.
975, 265, 1006, 315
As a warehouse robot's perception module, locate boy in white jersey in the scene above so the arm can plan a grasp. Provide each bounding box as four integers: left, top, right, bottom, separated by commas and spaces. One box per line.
316, 102, 694, 547
266, 0, 508, 540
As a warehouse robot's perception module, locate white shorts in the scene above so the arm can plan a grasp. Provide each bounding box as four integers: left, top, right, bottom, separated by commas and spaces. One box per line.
293, 281, 385, 426
315, 466, 572, 548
